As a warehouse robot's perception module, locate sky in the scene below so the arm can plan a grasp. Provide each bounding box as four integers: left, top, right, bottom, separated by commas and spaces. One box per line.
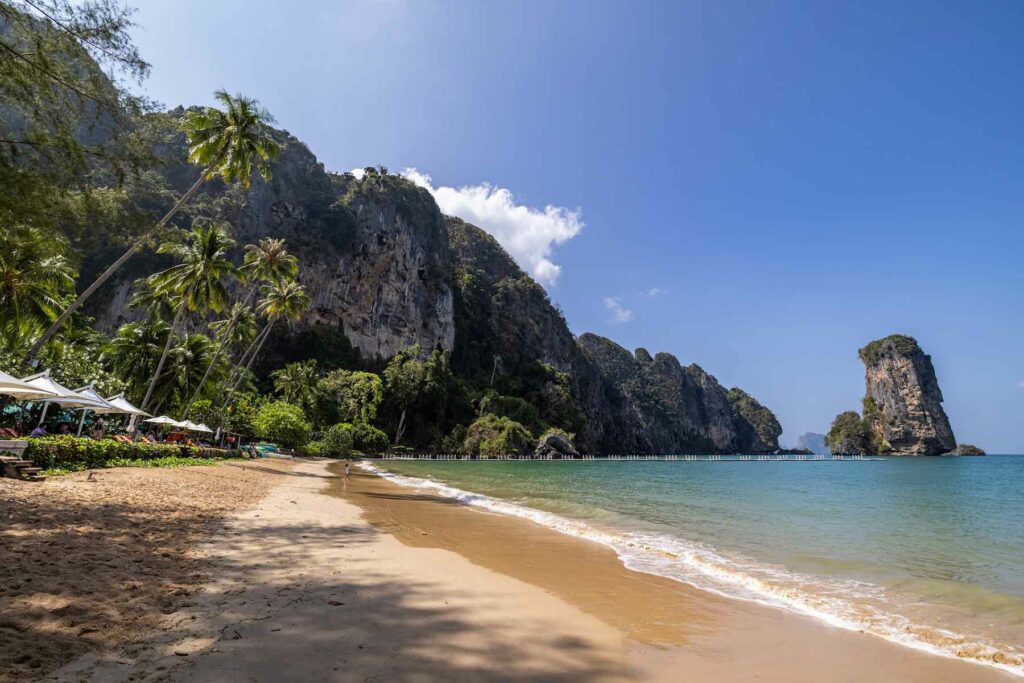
125, 0, 1024, 452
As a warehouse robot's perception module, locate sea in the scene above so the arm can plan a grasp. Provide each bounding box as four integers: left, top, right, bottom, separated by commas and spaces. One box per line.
366, 455, 1024, 677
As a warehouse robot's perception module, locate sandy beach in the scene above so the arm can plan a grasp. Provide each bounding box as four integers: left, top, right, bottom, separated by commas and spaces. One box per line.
2, 459, 1017, 682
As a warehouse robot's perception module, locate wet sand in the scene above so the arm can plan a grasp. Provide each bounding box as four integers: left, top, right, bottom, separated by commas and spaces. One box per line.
344, 465, 1018, 682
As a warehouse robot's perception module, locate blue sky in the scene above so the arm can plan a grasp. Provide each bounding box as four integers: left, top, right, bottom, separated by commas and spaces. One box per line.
127, 0, 1024, 451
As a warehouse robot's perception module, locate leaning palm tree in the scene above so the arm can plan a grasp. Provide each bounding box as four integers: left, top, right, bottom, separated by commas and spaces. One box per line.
221, 280, 310, 410
137, 223, 236, 413
181, 238, 298, 417
23, 90, 279, 367
0, 226, 75, 352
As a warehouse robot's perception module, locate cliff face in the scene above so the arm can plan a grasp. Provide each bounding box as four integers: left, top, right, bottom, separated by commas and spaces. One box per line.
727, 388, 783, 453
85, 121, 454, 360
858, 335, 956, 455
574, 335, 780, 453
77, 111, 781, 454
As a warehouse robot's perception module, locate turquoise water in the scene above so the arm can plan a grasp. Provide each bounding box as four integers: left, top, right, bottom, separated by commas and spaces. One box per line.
370, 456, 1024, 675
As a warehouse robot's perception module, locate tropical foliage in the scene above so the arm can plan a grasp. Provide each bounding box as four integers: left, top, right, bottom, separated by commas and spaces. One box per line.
252, 400, 310, 449
1, 4, 588, 457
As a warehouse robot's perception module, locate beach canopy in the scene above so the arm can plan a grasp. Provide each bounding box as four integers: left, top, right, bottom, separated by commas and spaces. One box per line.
71, 384, 114, 412
97, 393, 149, 417
179, 420, 212, 432
22, 371, 108, 408
0, 370, 58, 400
143, 415, 182, 426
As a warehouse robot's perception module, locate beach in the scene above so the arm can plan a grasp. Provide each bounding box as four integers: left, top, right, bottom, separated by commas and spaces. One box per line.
2, 458, 1017, 682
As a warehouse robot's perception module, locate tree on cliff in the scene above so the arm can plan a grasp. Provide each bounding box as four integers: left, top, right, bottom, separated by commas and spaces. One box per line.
1, 0, 150, 229
825, 411, 873, 454
23, 89, 280, 367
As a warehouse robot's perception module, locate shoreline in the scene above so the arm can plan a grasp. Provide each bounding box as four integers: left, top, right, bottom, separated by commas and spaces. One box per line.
347, 461, 1019, 682
17, 458, 1017, 682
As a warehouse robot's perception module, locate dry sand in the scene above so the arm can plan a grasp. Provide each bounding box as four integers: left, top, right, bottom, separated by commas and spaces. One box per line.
0, 459, 292, 682
3, 458, 1018, 682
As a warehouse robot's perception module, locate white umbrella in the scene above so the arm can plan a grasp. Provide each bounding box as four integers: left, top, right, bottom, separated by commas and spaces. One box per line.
0, 370, 57, 400
143, 415, 182, 425
178, 420, 210, 432
71, 384, 115, 436
22, 370, 108, 427
194, 423, 214, 433
98, 393, 150, 417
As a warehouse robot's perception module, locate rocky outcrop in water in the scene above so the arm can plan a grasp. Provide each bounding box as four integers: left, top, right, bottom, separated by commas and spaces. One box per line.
794, 432, 830, 455
827, 335, 960, 455
859, 335, 956, 455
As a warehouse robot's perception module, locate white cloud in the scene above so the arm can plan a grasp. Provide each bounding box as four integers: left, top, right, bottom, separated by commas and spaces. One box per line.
644, 287, 666, 297
349, 167, 366, 180
603, 297, 634, 324
402, 168, 583, 286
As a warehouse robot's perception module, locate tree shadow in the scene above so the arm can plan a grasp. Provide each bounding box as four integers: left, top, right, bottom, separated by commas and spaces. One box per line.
2, 460, 635, 683
165, 576, 634, 683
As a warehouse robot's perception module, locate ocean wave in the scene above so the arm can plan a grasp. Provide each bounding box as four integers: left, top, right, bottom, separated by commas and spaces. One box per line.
359, 461, 1024, 677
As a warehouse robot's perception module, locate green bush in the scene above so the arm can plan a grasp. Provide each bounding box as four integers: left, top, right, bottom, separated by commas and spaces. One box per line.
25, 436, 209, 471
351, 422, 389, 453
463, 414, 533, 457
301, 440, 324, 456
321, 423, 355, 458
252, 401, 311, 449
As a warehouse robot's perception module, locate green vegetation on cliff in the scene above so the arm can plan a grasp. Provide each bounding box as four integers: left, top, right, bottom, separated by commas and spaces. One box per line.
858, 334, 921, 365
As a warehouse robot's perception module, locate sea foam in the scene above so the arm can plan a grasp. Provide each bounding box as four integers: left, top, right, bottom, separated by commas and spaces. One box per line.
359, 461, 1024, 677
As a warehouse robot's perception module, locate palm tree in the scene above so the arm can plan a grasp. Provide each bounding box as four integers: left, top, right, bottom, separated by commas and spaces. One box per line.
181, 238, 298, 417
105, 319, 172, 398
156, 333, 222, 414
23, 90, 279, 367
272, 360, 319, 413
137, 223, 236, 413
221, 280, 310, 410
210, 303, 259, 356
0, 226, 75, 352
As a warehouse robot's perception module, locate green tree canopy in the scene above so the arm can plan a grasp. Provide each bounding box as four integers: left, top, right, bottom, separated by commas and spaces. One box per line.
252, 400, 310, 449
316, 369, 383, 427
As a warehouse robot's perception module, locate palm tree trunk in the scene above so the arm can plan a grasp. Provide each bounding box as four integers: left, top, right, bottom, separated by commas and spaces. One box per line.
395, 408, 407, 445
139, 303, 187, 413
181, 284, 259, 418
22, 164, 214, 369
221, 314, 264, 395
220, 320, 273, 411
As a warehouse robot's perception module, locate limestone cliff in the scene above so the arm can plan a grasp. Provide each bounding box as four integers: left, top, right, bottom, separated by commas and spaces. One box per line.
858, 335, 956, 455
74, 110, 780, 454
575, 335, 780, 453
84, 120, 454, 361
727, 388, 783, 453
